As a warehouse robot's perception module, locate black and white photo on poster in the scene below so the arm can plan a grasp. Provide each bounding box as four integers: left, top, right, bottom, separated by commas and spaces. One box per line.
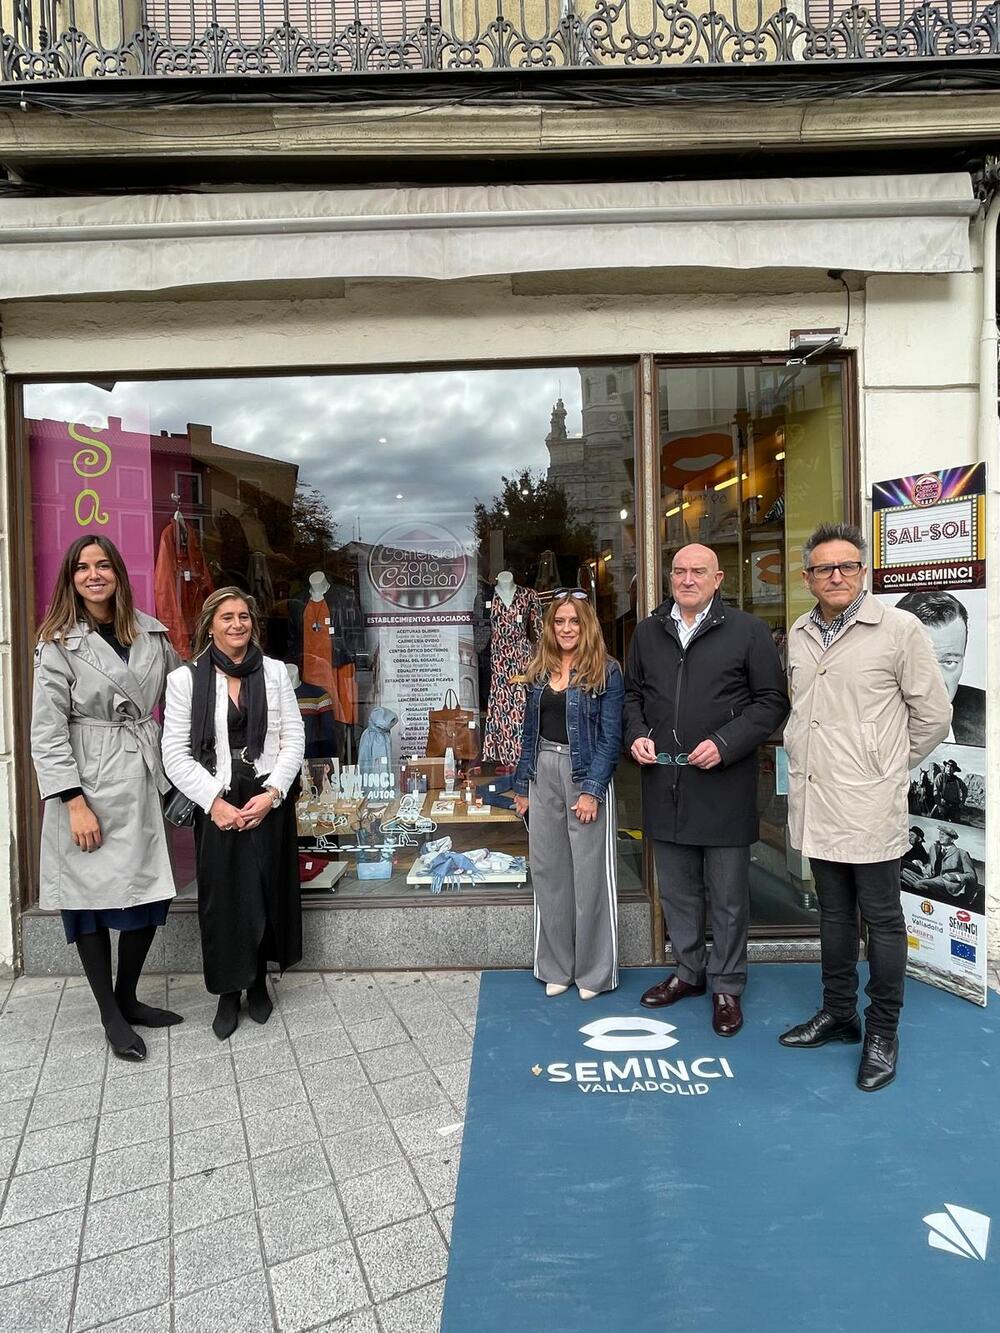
883, 587, 985, 747
908, 743, 985, 830
901, 814, 984, 915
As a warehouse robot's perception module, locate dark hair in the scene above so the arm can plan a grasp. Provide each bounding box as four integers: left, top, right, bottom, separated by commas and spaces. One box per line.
802, 522, 867, 567
37, 536, 138, 644
895, 589, 967, 634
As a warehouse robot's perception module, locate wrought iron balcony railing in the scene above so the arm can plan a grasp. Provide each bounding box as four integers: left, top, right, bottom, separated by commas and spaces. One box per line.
1, 0, 997, 80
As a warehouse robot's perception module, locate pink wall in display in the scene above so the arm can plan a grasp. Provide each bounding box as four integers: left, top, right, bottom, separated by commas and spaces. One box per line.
29, 417, 155, 624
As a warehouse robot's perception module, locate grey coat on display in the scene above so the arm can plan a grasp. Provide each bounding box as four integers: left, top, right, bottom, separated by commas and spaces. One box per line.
31, 611, 179, 912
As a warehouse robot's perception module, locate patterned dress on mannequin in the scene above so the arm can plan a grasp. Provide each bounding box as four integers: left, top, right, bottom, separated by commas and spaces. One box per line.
482, 585, 543, 766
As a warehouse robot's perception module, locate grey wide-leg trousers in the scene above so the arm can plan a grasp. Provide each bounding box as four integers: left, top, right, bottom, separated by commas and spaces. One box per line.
652, 840, 750, 996
528, 740, 619, 994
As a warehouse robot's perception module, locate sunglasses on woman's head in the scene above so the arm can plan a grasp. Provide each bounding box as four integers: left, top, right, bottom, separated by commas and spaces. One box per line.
552, 588, 589, 600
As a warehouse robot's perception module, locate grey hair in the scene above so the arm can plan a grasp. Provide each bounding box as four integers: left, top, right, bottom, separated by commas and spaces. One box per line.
802, 522, 867, 568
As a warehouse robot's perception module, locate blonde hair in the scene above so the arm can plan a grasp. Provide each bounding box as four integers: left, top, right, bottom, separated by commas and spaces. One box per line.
37, 536, 138, 645
191, 587, 262, 659
525, 595, 610, 692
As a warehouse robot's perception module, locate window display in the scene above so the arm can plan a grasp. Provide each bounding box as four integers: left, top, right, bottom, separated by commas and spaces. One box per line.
23, 364, 641, 904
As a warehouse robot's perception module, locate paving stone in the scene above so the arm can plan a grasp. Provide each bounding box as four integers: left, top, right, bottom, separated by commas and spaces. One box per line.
169, 1025, 223, 1066
172, 1120, 247, 1179
0, 1207, 84, 1285
259, 1184, 349, 1265
0, 1039, 47, 1074
85, 1304, 171, 1333
171, 1053, 236, 1098
72, 1238, 171, 1331
322, 1122, 404, 1184
434, 1059, 471, 1111
173, 1211, 262, 1298
282, 1003, 347, 1041
0, 1097, 31, 1141
251, 1142, 332, 1208
311, 1086, 385, 1137
375, 1071, 449, 1120
377, 1279, 446, 1333
173, 1270, 273, 1333
82, 1182, 170, 1260
26, 1082, 101, 1131
358, 1042, 427, 1085
301, 1055, 368, 1103
231, 1040, 297, 1082
0, 1066, 40, 1106
1, 1158, 91, 1226
410, 1147, 460, 1210
355, 1213, 448, 1303
425, 972, 480, 1002
448, 999, 478, 1032
101, 1067, 168, 1114
16, 1117, 96, 1174
237, 1069, 307, 1119
96, 1100, 169, 1154
0, 1137, 19, 1180
36, 1051, 104, 1095
290, 1028, 354, 1067
338, 1161, 426, 1236
433, 1204, 453, 1245
0, 1265, 74, 1333
272, 980, 329, 1012
47, 1026, 107, 1059
342, 1016, 408, 1053
243, 1101, 318, 1160
8, 977, 63, 999
171, 1083, 242, 1136
308, 1313, 378, 1333
172, 1161, 255, 1233
391, 1105, 463, 1159
228, 1014, 286, 1050
269, 1240, 369, 1333
414, 1027, 473, 1068
90, 1140, 170, 1202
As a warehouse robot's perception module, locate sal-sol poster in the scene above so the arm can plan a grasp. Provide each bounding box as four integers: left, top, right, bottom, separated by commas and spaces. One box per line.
873, 464, 987, 1007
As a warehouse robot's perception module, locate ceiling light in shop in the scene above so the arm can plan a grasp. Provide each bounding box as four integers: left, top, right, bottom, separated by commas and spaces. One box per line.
395, 493, 404, 500
620, 508, 629, 521
775, 451, 786, 461
714, 473, 749, 492
378, 436, 388, 445
665, 502, 692, 518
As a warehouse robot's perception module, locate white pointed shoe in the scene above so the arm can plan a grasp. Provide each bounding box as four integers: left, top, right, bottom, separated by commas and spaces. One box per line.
578, 987, 598, 1000
545, 983, 569, 997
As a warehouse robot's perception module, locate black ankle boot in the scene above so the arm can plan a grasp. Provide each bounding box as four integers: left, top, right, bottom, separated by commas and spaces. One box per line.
212, 992, 240, 1041
247, 978, 273, 1025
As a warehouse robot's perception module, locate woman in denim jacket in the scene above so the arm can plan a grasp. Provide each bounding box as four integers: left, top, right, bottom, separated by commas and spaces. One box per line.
513, 591, 624, 998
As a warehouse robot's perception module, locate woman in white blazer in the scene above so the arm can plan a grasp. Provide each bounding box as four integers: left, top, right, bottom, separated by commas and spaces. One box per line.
162, 587, 305, 1039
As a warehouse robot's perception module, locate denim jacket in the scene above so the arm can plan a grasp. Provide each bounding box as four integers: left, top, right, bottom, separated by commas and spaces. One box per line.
512, 661, 624, 803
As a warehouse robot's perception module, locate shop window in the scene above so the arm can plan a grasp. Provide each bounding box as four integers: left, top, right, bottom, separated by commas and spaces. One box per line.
656, 359, 848, 930
22, 365, 641, 907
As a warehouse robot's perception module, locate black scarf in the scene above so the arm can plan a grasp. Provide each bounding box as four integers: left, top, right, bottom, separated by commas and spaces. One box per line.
190, 643, 267, 768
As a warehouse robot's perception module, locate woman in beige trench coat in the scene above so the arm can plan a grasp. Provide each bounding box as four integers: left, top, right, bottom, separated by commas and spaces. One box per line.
31, 536, 183, 1062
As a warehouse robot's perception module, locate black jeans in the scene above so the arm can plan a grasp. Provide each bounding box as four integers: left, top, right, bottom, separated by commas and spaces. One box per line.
811, 857, 905, 1038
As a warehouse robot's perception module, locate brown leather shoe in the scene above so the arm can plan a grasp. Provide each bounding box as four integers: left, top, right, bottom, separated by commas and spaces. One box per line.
712, 993, 743, 1037
639, 975, 707, 1009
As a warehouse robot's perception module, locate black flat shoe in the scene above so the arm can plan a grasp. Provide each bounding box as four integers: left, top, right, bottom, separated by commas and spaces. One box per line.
107, 1033, 147, 1063
212, 993, 240, 1041
857, 1033, 899, 1092
778, 1009, 862, 1048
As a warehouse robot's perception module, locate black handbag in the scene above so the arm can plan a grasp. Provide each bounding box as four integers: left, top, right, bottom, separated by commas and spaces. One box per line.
163, 786, 196, 828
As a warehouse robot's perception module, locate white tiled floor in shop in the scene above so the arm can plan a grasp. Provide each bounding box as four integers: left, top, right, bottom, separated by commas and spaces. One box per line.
0, 969, 477, 1333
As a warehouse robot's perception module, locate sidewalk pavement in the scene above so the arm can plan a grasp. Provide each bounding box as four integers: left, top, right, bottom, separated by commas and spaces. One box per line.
0, 969, 476, 1333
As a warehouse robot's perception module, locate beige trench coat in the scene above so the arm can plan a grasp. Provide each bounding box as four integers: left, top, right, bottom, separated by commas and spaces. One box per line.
31, 611, 179, 911
785, 594, 952, 864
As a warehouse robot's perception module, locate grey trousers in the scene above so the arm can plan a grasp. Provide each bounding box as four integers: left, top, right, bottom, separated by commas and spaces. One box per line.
528, 741, 619, 994
652, 840, 750, 996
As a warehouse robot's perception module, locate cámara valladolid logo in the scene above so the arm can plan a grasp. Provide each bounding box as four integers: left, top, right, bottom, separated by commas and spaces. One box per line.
531, 1016, 735, 1097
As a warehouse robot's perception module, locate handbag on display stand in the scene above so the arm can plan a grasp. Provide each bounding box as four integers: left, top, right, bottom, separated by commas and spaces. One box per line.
426, 689, 480, 762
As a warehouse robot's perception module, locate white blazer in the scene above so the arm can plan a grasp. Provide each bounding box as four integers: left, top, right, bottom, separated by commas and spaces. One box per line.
162, 656, 305, 814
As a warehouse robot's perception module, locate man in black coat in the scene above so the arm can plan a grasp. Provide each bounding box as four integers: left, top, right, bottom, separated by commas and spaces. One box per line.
624, 544, 789, 1036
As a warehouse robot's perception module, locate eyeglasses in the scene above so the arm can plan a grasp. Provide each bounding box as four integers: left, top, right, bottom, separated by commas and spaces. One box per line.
804, 561, 864, 579
654, 752, 690, 766
552, 588, 589, 600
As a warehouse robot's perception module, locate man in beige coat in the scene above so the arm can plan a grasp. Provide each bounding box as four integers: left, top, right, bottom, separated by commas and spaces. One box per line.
778, 522, 951, 1091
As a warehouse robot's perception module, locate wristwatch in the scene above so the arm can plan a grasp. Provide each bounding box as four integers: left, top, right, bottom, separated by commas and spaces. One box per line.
265, 786, 282, 809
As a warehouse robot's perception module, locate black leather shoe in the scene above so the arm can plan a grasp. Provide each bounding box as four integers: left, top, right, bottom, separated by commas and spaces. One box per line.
107, 1033, 147, 1063
640, 975, 707, 1009
778, 1009, 862, 1048
857, 1033, 899, 1092
712, 993, 743, 1037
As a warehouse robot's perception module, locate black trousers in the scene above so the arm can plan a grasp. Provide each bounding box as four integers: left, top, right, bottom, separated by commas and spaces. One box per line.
811, 857, 905, 1038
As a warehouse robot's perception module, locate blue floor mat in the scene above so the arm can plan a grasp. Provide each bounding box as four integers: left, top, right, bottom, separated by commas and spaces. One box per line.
442, 964, 998, 1333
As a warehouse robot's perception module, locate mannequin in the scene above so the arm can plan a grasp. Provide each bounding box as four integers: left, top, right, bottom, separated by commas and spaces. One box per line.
291, 570, 359, 735
483, 576, 543, 766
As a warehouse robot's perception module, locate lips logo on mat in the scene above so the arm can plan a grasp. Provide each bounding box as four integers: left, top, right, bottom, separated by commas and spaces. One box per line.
923, 1205, 990, 1260
579, 1017, 679, 1053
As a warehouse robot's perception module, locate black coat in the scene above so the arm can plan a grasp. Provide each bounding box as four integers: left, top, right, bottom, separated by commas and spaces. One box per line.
623, 595, 789, 846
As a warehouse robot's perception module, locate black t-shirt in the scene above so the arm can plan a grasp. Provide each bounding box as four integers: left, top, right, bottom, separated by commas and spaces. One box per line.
539, 684, 569, 744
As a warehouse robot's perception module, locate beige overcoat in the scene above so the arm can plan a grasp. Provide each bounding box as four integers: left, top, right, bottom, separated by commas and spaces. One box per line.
31, 611, 179, 911
785, 593, 952, 864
